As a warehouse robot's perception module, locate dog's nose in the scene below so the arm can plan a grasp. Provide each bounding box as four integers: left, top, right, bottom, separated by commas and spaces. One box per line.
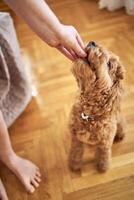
87, 41, 97, 48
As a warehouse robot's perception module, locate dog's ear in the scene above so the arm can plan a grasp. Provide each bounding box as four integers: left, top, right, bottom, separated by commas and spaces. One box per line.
116, 63, 125, 80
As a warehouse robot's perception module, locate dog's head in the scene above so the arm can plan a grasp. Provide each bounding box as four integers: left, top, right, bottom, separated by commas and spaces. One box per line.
72, 41, 125, 92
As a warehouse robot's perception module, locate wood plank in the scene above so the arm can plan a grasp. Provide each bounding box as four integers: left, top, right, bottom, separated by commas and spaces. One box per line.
0, 0, 134, 199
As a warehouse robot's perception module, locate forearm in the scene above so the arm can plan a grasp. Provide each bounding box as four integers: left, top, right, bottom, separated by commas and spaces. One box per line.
4, 0, 86, 60
4, 0, 62, 45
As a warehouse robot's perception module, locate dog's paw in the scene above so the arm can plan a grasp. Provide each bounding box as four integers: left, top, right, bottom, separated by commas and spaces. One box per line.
96, 162, 109, 173
114, 133, 125, 142
69, 159, 82, 171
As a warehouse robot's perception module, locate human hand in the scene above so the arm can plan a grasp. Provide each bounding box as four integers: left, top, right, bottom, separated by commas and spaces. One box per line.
55, 24, 87, 61
45, 24, 87, 61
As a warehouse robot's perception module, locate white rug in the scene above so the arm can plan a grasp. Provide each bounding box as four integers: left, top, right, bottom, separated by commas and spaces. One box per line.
99, 0, 134, 15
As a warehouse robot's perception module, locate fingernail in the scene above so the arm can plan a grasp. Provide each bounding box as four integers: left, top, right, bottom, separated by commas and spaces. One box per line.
81, 49, 87, 56
81, 51, 87, 57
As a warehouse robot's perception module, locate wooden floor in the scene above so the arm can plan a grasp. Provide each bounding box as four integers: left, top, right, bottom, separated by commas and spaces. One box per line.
0, 0, 134, 199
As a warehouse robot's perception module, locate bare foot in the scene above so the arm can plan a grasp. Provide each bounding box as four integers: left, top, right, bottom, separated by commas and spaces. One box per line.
1, 154, 41, 193
0, 178, 8, 200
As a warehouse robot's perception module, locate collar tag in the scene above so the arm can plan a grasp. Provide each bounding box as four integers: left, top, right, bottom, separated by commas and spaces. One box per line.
81, 112, 95, 121
81, 112, 89, 121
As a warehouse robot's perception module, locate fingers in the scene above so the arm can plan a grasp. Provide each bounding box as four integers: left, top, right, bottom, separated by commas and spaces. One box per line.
69, 48, 78, 60
72, 38, 87, 58
70, 28, 86, 57
64, 45, 78, 60
56, 45, 77, 61
76, 33, 85, 50
55, 25, 87, 61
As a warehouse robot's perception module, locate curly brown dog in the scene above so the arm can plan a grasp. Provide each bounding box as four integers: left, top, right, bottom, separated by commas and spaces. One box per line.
69, 41, 125, 172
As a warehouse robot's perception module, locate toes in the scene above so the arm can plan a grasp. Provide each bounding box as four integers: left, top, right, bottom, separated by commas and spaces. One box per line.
22, 180, 35, 193
31, 179, 39, 188
26, 184, 35, 194
36, 170, 41, 177
33, 165, 41, 177
22, 178, 40, 193
36, 166, 40, 171
34, 176, 41, 183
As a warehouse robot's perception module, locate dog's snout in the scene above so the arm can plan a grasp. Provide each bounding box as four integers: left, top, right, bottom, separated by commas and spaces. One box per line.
87, 41, 97, 48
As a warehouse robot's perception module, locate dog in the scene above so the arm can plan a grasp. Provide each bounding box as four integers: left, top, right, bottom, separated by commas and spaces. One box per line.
69, 41, 125, 172
99, 0, 134, 15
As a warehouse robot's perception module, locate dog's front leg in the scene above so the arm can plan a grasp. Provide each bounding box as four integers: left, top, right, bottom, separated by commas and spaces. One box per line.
95, 123, 116, 172
69, 134, 84, 171
95, 145, 112, 173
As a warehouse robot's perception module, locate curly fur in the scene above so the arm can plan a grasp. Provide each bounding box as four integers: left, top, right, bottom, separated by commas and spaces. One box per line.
68, 43, 125, 172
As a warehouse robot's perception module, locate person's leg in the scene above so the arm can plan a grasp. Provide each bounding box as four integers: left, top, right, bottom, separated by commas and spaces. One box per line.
0, 111, 41, 194
0, 179, 8, 200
